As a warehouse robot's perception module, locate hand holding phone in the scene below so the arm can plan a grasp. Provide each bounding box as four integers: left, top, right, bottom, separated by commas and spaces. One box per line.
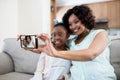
20, 35, 38, 49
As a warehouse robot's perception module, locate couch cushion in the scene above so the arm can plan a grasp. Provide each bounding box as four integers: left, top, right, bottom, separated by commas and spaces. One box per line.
110, 38, 120, 80
2, 38, 40, 74
0, 72, 33, 80
0, 52, 13, 74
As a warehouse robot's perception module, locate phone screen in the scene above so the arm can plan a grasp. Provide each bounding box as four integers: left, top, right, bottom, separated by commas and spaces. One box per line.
20, 35, 38, 49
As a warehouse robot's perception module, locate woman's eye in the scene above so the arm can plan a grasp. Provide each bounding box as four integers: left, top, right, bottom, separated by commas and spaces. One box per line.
69, 23, 71, 26
75, 20, 79, 24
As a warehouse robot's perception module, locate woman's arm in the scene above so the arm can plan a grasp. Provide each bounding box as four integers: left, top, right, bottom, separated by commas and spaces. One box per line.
37, 31, 107, 61
17, 35, 44, 54
56, 31, 107, 61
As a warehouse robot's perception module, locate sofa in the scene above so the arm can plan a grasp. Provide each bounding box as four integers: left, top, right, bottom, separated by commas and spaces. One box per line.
0, 38, 120, 80
0, 38, 40, 80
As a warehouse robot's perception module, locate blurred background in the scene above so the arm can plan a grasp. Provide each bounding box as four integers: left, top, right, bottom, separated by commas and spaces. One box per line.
0, 0, 120, 52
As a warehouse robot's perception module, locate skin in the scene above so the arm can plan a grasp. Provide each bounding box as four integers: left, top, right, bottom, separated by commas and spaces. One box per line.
26, 36, 31, 43
17, 26, 69, 53
68, 14, 90, 44
51, 26, 69, 50
36, 13, 108, 61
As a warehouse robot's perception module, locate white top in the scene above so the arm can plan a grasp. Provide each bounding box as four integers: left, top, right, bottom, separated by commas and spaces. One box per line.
67, 29, 116, 80
27, 40, 34, 48
30, 52, 71, 80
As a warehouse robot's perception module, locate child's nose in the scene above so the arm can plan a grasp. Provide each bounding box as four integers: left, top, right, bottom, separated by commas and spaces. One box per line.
54, 36, 60, 40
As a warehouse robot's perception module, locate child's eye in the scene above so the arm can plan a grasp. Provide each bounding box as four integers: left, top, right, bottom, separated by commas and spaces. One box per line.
58, 34, 62, 37
58, 33, 63, 37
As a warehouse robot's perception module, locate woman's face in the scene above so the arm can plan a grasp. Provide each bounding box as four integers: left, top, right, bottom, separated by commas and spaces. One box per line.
27, 37, 31, 42
68, 14, 86, 35
51, 26, 68, 48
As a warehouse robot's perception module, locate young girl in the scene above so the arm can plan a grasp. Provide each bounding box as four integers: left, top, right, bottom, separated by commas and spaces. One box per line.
36, 5, 116, 80
30, 23, 71, 80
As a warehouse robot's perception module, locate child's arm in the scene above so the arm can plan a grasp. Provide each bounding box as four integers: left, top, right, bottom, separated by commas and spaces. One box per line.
61, 72, 71, 80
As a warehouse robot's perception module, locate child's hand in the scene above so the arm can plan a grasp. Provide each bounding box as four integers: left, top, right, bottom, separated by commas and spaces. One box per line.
61, 76, 65, 80
61, 72, 71, 80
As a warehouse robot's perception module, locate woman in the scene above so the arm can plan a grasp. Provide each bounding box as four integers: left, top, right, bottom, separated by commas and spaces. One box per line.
36, 5, 116, 80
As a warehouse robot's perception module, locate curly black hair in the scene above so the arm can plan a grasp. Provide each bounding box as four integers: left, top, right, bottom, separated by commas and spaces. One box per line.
54, 22, 69, 33
62, 5, 95, 34
25, 36, 31, 40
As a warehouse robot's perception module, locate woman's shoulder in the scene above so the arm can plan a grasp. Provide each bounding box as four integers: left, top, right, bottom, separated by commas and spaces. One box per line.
90, 29, 106, 37
91, 29, 106, 33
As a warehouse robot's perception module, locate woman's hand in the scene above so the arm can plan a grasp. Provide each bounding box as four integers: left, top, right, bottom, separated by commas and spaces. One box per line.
17, 34, 42, 54
36, 33, 57, 57
16, 34, 57, 56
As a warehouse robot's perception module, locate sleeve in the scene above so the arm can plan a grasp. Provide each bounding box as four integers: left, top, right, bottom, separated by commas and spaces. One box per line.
48, 60, 71, 80
92, 29, 106, 38
30, 53, 45, 80
94, 29, 111, 46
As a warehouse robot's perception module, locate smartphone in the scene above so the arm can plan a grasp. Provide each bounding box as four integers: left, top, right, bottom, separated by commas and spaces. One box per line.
20, 35, 38, 49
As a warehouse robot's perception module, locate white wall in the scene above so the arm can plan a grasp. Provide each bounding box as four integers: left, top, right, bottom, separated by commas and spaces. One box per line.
18, 0, 50, 34
0, 0, 50, 52
0, 0, 18, 52
56, 0, 111, 6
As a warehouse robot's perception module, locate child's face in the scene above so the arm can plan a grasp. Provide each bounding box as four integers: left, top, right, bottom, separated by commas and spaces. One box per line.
51, 26, 69, 48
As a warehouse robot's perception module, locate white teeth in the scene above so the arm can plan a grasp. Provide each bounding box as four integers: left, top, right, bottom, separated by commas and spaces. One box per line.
55, 41, 60, 44
74, 28, 79, 33
74, 29, 78, 33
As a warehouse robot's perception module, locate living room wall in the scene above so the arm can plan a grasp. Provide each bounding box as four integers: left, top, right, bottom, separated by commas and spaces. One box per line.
0, 0, 50, 52
18, 0, 50, 34
0, 0, 18, 52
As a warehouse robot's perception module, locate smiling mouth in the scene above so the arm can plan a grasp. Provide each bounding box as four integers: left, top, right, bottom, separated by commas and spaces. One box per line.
55, 41, 60, 45
73, 27, 80, 33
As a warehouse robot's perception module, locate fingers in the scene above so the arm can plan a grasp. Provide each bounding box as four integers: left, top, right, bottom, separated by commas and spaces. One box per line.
31, 48, 42, 53
17, 35, 21, 41
22, 47, 43, 53
37, 33, 50, 40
